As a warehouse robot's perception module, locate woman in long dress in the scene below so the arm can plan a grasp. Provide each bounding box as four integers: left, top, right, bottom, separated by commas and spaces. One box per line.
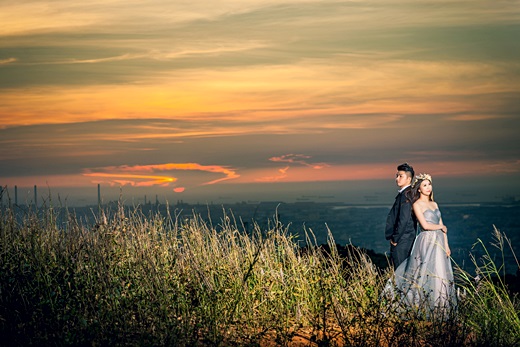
385, 173, 457, 318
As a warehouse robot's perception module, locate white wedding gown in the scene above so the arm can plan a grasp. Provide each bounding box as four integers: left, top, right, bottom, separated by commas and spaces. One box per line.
384, 209, 457, 317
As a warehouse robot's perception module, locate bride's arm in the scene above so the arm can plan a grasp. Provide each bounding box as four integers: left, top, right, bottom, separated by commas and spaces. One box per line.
435, 202, 448, 232
437, 206, 451, 256
443, 232, 451, 257
433, 201, 448, 233
412, 203, 447, 232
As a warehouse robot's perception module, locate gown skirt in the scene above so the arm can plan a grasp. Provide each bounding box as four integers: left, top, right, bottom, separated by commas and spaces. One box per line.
384, 209, 457, 317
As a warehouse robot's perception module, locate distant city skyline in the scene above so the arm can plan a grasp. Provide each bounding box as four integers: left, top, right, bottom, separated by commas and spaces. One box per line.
1, 1, 519, 203
1, 175, 516, 208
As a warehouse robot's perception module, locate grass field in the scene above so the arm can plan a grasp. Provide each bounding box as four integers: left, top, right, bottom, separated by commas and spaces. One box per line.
1, 201, 519, 346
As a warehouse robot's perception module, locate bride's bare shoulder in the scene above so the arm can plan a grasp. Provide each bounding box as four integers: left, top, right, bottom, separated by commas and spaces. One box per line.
413, 200, 427, 212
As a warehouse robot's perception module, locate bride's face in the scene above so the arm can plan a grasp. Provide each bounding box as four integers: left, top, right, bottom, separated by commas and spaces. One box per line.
419, 180, 432, 196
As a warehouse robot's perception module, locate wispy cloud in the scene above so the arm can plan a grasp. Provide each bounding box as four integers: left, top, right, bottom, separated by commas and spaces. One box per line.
254, 154, 328, 182
8, 42, 269, 67
256, 166, 290, 182
269, 154, 329, 169
31, 53, 146, 65
125, 163, 240, 185
447, 114, 507, 121
83, 162, 240, 189
82, 173, 176, 187
0, 58, 17, 65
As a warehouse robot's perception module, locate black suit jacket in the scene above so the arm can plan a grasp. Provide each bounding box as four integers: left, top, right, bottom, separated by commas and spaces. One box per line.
385, 186, 417, 244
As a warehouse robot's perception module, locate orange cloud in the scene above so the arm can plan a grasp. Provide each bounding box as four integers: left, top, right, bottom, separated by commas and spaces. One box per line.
255, 154, 330, 182
118, 163, 239, 184
0, 58, 17, 65
83, 173, 176, 187
256, 166, 290, 182
83, 162, 239, 188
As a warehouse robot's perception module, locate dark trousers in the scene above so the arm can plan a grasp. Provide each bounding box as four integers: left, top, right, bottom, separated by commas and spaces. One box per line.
390, 237, 415, 269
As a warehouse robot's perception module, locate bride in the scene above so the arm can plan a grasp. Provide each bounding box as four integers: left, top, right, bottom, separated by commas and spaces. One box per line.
384, 173, 457, 318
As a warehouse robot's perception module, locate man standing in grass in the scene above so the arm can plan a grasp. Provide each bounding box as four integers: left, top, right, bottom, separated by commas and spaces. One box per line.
385, 163, 417, 269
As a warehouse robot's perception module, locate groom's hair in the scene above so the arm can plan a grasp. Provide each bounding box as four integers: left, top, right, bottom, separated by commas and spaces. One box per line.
397, 163, 414, 179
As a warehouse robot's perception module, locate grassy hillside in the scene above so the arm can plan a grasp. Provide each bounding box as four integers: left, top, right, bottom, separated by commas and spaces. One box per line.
0, 203, 518, 346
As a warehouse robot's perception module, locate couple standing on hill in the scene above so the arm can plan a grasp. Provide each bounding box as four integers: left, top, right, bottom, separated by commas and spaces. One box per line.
384, 163, 456, 315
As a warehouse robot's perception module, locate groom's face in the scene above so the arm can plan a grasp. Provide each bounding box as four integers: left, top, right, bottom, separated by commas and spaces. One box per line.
395, 170, 412, 189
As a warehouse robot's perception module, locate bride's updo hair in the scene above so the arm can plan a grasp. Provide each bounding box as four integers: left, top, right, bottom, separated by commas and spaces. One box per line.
406, 173, 433, 204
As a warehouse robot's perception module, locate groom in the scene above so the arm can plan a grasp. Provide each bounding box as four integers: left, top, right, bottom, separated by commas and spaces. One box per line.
385, 163, 417, 269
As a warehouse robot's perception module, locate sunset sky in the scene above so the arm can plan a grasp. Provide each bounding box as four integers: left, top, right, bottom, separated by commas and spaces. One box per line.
1, 0, 519, 205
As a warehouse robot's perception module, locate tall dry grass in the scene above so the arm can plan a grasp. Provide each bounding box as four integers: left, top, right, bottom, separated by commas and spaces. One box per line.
0, 200, 518, 346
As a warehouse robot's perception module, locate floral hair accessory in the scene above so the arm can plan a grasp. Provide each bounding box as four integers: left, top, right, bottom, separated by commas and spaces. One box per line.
412, 173, 432, 188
